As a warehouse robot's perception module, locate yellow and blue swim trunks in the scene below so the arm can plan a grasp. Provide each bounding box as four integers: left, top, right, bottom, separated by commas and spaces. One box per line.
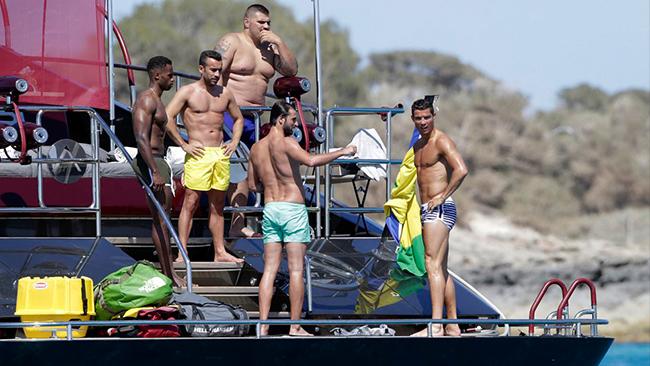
262, 202, 311, 244
183, 146, 230, 192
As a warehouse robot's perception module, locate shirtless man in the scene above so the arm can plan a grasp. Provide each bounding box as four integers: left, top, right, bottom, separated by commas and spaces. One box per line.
215, 3, 298, 238
131, 56, 185, 286
410, 98, 468, 337
248, 101, 356, 336
165, 50, 244, 264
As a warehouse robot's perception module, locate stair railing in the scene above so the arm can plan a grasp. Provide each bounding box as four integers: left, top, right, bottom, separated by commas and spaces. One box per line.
556, 278, 598, 336
528, 278, 568, 336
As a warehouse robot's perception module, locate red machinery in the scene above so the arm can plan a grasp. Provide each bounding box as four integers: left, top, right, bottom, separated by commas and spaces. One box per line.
0, 76, 49, 163
264, 76, 326, 150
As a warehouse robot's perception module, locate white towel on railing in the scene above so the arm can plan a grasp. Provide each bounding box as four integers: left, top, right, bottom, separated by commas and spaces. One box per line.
333, 128, 387, 181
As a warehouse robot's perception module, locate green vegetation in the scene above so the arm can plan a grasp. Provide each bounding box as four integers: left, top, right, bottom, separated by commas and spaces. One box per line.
117, 0, 650, 236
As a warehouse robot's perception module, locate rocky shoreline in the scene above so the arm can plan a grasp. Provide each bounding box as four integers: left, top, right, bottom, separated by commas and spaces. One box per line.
449, 210, 650, 342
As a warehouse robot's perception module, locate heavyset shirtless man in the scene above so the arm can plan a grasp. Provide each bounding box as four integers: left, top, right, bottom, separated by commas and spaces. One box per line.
165, 50, 244, 264
215, 3, 298, 238
409, 98, 468, 337
247, 102, 356, 336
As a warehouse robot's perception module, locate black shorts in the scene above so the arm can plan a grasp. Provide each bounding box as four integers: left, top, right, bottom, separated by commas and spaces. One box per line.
130, 154, 172, 187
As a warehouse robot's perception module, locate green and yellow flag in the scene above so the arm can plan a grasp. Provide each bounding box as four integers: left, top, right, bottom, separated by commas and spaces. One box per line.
383, 148, 426, 276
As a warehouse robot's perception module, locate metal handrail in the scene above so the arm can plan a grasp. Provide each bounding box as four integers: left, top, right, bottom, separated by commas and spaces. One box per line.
0, 317, 609, 340
0, 105, 193, 288
324, 106, 405, 237
114, 63, 200, 83
556, 278, 598, 336
529, 278, 569, 336
0, 107, 103, 236
573, 308, 597, 337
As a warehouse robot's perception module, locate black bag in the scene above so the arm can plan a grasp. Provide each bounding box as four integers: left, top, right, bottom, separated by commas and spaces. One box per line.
171, 290, 249, 337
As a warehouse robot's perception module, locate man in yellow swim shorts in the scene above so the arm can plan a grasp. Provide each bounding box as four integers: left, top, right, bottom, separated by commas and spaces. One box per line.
248, 101, 357, 336
166, 50, 244, 264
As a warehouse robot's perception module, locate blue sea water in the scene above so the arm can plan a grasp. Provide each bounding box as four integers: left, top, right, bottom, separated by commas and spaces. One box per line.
600, 343, 650, 366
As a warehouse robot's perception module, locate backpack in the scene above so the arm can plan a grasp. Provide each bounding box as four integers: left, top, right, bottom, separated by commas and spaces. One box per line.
94, 261, 173, 320
171, 290, 249, 337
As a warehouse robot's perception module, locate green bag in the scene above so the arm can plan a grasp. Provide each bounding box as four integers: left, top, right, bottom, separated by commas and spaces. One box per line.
94, 260, 173, 320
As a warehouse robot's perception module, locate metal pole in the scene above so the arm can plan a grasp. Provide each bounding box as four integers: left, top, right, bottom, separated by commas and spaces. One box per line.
175, 76, 182, 125
107, 0, 116, 152
107, 0, 115, 124
129, 85, 137, 107
313, 0, 323, 238
324, 111, 332, 238
305, 255, 313, 312
254, 112, 260, 142
91, 114, 101, 237
253, 113, 261, 206
386, 113, 392, 202
36, 111, 45, 208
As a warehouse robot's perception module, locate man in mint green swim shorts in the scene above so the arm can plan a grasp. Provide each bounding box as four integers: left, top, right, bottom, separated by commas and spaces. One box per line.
262, 202, 311, 244
248, 101, 357, 336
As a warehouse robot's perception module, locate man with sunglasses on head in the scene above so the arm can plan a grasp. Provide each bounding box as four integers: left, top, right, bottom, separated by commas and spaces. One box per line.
248, 101, 356, 336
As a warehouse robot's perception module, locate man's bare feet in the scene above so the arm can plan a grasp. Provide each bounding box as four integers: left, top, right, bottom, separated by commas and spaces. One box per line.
289, 326, 313, 336
410, 324, 444, 337
214, 252, 244, 263
228, 226, 262, 238
445, 324, 461, 336
172, 274, 187, 288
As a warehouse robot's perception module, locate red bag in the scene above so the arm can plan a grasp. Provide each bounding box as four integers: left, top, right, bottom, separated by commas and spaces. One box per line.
135, 306, 182, 338
107, 306, 182, 338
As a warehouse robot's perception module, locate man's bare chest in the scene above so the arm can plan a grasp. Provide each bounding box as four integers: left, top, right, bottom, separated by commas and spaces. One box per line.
152, 101, 167, 127
414, 144, 444, 168
231, 47, 275, 78
186, 94, 228, 114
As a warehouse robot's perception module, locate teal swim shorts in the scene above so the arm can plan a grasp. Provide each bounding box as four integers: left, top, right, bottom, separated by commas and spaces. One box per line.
262, 202, 311, 244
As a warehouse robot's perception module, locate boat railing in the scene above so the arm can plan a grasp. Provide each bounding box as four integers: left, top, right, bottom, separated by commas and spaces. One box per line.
0, 107, 102, 236
0, 317, 609, 340
528, 278, 569, 336
556, 278, 598, 337
323, 106, 405, 238
0, 105, 193, 288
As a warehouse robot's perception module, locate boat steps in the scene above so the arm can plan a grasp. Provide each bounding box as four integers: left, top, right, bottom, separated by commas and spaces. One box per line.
180, 285, 260, 311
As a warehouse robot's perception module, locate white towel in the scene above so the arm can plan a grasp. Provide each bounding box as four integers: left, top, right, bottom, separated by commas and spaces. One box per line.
334, 128, 387, 181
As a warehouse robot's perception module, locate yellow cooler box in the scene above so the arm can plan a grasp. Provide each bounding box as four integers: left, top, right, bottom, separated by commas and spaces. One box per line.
14, 276, 95, 338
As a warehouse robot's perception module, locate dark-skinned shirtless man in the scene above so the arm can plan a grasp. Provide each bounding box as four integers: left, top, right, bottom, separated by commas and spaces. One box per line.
409, 98, 468, 337
247, 101, 356, 336
215, 4, 298, 238
165, 50, 244, 264
131, 56, 184, 286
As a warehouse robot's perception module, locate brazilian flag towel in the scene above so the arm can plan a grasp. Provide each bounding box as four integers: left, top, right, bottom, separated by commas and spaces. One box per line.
383, 147, 426, 276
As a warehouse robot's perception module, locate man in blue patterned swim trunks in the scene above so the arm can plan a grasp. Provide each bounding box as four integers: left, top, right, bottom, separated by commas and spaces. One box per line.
247, 101, 356, 336
411, 98, 469, 337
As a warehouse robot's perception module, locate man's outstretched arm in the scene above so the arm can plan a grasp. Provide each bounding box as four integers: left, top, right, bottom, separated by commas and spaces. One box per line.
285, 138, 356, 167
